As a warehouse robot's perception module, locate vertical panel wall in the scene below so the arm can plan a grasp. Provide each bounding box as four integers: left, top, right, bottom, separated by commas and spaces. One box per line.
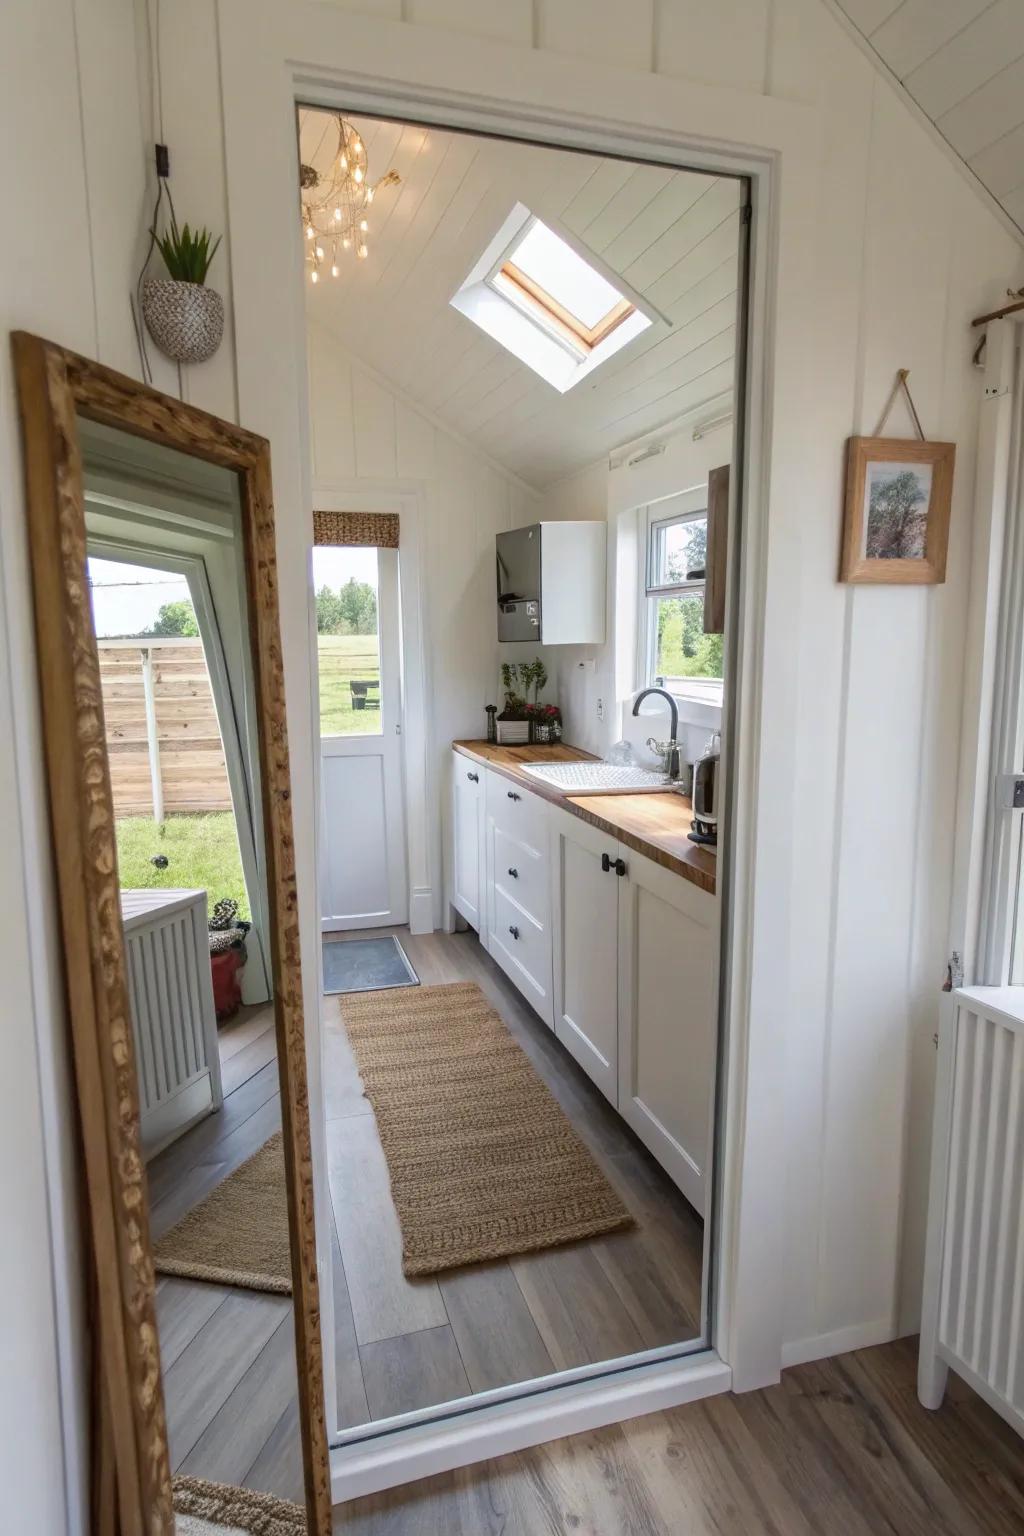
3, 8, 1024, 1515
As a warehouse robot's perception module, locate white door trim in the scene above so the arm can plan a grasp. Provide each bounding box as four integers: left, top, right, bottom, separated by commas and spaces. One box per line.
217, 0, 818, 1482
332, 1350, 730, 1503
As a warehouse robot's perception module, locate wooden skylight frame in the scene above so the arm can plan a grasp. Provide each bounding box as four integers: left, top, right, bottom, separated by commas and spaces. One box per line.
494, 260, 637, 354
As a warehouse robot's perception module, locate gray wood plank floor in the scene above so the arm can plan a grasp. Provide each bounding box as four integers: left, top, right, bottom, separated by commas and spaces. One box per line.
325, 926, 705, 1428
153, 925, 706, 1500
331, 1339, 1024, 1534
147, 1002, 305, 1504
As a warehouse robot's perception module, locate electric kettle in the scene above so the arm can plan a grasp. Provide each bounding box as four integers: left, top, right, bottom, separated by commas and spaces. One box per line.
689, 733, 720, 847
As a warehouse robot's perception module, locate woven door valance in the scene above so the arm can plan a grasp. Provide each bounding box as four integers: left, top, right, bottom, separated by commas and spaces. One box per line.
313, 510, 399, 548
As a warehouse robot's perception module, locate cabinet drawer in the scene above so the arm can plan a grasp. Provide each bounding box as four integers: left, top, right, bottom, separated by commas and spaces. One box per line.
492, 824, 548, 927
489, 883, 553, 1026
486, 770, 547, 854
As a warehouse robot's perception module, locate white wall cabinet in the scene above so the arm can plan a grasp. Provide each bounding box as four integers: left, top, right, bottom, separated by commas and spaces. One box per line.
451, 751, 486, 934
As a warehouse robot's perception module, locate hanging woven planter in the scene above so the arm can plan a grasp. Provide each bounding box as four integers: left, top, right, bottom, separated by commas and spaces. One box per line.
142, 276, 224, 365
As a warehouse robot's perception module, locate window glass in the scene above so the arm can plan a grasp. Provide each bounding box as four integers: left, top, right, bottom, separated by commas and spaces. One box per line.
313, 545, 381, 736
652, 515, 708, 587
506, 219, 624, 329
653, 592, 723, 683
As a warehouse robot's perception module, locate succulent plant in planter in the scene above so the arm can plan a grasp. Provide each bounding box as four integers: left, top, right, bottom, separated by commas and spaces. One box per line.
142, 216, 224, 365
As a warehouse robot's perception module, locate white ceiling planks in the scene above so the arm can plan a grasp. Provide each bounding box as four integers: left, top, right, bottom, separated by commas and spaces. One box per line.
834, 0, 1024, 239
301, 109, 742, 486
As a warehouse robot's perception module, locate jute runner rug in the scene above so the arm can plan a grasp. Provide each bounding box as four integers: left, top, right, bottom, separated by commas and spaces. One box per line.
172, 1475, 306, 1535
342, 980, 632, 1276
155, 1132, 292, 1294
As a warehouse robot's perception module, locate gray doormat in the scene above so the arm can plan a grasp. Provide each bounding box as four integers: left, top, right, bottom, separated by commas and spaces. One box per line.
322, 935, 419, 995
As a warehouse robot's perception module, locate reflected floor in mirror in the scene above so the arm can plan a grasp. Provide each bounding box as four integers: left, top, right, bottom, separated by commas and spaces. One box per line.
150, 1006, 305, 1500
325, 927, 705, 1433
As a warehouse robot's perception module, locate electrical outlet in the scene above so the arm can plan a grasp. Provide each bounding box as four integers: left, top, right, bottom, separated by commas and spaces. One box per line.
596, 697, 605, 722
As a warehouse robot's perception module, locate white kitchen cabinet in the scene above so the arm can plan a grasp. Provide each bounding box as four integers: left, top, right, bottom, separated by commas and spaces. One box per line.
453, 762, 719, 1216
451, 751, 486, 934
617, 846, 718, 1216
548, 807, 621, 1101
485, 768, 554, 1026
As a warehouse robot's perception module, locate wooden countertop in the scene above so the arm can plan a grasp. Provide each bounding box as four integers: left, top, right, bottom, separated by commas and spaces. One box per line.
453, 740, 716, 896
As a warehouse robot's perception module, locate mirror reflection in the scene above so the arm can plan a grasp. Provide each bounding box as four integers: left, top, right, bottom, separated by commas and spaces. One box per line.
82, 419, 304, 1502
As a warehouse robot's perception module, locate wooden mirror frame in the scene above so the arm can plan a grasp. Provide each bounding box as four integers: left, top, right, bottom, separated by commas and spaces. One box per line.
12, 333, 331, 1535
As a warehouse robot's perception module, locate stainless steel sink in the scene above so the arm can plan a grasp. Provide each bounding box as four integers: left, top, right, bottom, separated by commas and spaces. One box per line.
519, 761, 672, 794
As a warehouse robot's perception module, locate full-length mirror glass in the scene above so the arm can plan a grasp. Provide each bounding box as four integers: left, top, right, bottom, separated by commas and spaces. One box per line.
81, 421, 307, 1508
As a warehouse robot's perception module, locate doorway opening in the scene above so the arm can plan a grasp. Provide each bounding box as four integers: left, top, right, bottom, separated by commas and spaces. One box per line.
295, 99, 748, 1467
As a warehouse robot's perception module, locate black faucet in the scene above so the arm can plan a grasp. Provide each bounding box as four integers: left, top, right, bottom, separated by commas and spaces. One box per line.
632, 687, 680, 779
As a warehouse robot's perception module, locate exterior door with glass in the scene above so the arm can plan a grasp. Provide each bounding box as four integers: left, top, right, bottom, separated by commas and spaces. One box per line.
315, 544, 407, 929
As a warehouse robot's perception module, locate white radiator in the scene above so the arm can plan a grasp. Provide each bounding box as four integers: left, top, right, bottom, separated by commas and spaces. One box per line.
120, 888, 223, 1157
919, 986, 1024, 1436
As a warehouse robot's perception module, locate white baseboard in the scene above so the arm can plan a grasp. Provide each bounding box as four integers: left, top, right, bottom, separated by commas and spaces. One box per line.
330, 1351, 731, 1504
408, 887, 433, 934
780, 1317, 895, 1370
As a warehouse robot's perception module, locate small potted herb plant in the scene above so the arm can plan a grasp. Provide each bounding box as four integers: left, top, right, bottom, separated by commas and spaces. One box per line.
497, 660, 560, 744
497, 662, 531, 744
143, 215, 224, 365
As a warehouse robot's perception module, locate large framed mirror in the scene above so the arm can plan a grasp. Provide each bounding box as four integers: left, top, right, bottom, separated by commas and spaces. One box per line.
12, 333, 331, 1535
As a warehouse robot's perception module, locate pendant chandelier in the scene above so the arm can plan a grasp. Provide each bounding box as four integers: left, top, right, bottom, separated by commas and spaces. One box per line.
299, 114, 400, 282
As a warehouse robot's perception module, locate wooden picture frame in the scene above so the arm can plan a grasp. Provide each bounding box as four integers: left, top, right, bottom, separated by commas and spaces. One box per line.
11, 333, 331, 1536
840, 436, 955, 584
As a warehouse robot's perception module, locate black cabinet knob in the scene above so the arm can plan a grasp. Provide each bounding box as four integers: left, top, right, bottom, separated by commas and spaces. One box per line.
601, 852, 628, 877
508, 867, 519, 879
509, 924, 520, 940
466, 771, 479, 782
507, 790, 521, 801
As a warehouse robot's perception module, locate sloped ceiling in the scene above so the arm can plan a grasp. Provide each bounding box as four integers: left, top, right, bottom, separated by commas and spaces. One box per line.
834, 0, 1024, 238
300, 110, 743, 489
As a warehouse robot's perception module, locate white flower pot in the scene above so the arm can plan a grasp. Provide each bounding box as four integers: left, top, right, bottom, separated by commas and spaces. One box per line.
496, 720, 530, 745
142, 277, 224, 365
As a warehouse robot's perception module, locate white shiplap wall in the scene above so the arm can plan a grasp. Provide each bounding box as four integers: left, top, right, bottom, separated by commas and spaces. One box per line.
833, 0, 1024, 237
3, 9, 1024, 1516
301, 109, 742, 486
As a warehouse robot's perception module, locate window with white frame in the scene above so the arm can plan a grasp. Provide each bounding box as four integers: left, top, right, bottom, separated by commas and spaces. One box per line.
640, 491, 724, 700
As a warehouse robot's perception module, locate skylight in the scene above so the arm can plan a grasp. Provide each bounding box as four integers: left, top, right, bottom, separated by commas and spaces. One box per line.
493, 219, 636, 355
450, 204, 657, 393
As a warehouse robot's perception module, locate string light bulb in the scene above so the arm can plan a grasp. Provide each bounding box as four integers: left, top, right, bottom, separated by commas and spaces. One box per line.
310, 269, 318, 283
299, 111, 403, 282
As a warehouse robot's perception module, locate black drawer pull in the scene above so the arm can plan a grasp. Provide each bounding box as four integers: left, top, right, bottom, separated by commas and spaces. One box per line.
466, 771, 479, 782
509, 924, 520, 940
601, 853, 628, 877
507, 790, 521, 801
508, 867, 519, 879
